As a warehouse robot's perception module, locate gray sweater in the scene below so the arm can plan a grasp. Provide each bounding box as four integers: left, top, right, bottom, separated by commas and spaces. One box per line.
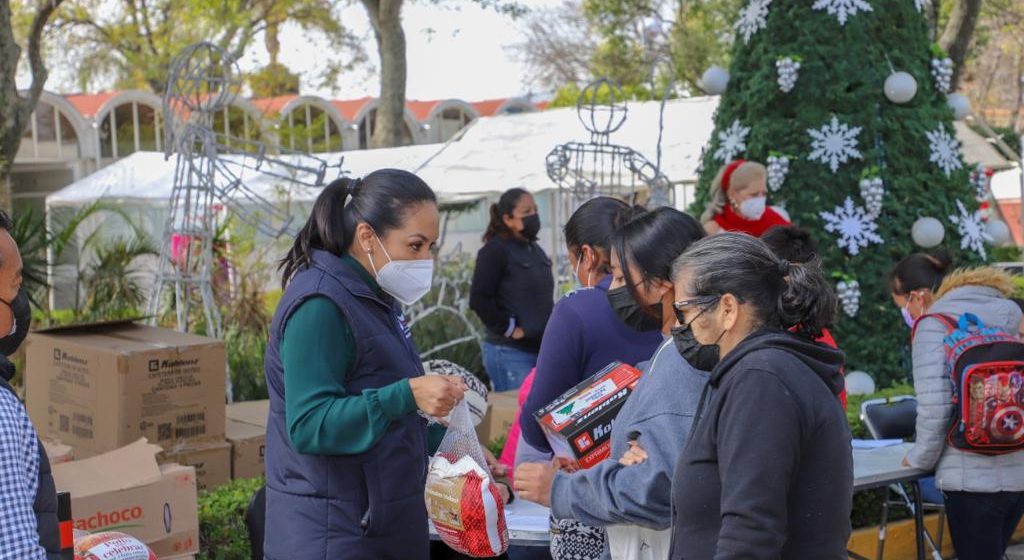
549, 337, 709, 534
911, 282, 1024, 491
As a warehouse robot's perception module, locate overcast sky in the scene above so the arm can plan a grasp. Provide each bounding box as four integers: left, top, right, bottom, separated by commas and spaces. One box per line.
274, 1, 552, 101
30, 0, 557, 102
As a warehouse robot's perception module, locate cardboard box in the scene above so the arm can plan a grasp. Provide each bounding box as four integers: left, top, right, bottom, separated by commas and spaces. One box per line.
53, 439, 199, 558
41, 438, 73, 464
476, 390, 519, 445
25, 321, 227, 456
226, 418, 265, 480
226, 399, 268, 427
534, 362, 643, 469
159, 439, 232, 492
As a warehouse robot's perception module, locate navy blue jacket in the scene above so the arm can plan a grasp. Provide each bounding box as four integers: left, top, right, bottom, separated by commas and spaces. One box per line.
263, 249, 429, 560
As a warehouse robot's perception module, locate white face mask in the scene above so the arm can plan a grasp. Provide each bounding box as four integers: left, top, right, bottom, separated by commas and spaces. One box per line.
739, 196, 767, 220
574, 250, 593, 290
368, 235, 434, 306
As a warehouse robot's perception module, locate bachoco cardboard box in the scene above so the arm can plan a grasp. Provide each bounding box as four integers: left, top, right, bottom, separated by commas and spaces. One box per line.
25, 321, 226, 457
158, 439, 232, 492
53, 439, 199, 558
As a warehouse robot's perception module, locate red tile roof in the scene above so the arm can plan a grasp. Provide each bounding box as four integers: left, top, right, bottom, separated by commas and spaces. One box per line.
330, 97, 374, 121
64, 92, 122, 118
250, 95, 299, 117
406, 99, 443, 121
471, 98, 507, 117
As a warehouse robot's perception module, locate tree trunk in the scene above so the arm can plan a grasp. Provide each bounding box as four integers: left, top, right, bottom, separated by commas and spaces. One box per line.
363, 0, 407, 149
1012, 52, 1024, 134
939, 0, 983, 90
1, 0, 63, 208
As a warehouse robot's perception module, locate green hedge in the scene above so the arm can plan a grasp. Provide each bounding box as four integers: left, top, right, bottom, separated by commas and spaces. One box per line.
198, 476, 264, 560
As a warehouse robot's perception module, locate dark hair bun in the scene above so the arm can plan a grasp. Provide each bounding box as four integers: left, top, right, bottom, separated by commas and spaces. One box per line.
925, 250, 953, 275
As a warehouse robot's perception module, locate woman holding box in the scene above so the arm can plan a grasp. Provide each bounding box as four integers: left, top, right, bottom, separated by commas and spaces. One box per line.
516, 207, 710, 560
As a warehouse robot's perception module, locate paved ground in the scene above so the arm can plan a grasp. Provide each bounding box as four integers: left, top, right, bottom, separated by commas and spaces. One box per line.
1007, 543, 1024, 559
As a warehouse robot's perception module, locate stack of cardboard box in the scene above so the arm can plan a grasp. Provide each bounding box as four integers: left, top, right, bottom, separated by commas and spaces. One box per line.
225, 399, 268, 480
25, 321, 230, 557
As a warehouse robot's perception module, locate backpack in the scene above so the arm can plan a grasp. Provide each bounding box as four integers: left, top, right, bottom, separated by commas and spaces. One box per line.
914, 312, 1024, 455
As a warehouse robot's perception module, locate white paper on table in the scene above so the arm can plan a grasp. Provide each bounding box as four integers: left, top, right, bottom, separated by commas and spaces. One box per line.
504, 499, 551, 533
852, 438, 904, 450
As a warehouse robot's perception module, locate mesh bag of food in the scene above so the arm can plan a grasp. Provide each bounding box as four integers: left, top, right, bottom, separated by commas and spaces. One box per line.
74, 531, 157, 560
425, 399, 509, 557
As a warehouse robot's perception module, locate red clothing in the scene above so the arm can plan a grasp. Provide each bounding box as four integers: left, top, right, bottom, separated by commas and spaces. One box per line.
817, 328, 847, 410
712, 203, 790, 237
498, 368, 536, 469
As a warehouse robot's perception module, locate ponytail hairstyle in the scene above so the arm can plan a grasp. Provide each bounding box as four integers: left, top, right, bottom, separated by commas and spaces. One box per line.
483, 188, 530, 242
279, 169, 436, 288
700, 160, 768, 223
564, 197, 645, 274
672, 232, 837, 338
762, 225, 819, 264
888, 251, 954, 295
612, 207, 706, 309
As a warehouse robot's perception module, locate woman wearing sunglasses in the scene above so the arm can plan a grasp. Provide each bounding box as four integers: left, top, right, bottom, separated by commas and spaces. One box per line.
667, 233, 852, 559
516, 207, 710, 560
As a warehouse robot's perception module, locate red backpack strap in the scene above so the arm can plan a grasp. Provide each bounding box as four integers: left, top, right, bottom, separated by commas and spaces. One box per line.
911, 313, 958, 341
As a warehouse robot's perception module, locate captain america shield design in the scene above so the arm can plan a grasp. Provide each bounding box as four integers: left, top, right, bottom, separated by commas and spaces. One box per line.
992, 406, 1024, 442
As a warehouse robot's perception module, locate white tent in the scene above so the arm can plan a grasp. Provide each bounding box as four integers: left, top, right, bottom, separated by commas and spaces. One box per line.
415, 96, 719, 205
46, 145, 446, 208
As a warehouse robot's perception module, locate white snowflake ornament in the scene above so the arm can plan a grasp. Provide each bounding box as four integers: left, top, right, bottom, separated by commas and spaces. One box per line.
970, 164, 989, 200
714, 120, 751, 162
859, 175, 885, 217
926, 125, 963, 177
767, 154, 790, 191
808, 116, 863, 173
820, 197, 884, 256
735, 0, 772, 44
813, 0, 873, 25
776, 57, 801, 93
837, 279, 861, 317
931, 57, 954, 94
949, 199, 992, 260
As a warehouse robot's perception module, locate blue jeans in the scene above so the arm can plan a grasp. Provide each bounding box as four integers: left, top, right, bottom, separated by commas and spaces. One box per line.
944, 490, 1024, 560
482, 342, 537, 392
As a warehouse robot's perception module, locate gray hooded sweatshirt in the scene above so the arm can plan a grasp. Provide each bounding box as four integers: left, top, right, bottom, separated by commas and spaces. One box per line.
549, 337, 709, 555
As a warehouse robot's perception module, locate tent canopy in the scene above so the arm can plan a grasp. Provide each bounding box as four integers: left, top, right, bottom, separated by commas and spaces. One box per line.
46, 144, 447, 208
415, 96, 720, 197
48, 95, 1014, 209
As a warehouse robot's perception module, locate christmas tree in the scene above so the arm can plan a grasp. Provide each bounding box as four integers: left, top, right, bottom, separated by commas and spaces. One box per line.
693, 0, 993, 386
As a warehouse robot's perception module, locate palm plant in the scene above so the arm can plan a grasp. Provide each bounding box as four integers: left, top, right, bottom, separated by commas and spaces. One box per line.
81, 234, 158, 321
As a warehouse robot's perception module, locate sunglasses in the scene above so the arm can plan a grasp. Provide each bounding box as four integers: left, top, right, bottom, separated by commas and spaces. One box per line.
672, 295, 722, 324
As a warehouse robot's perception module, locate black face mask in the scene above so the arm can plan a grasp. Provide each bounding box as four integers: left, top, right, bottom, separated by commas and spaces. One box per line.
671, 322, 720, 371
0, 289, 31, 357
521, 214, 541, 241
607, 286, 663, 332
